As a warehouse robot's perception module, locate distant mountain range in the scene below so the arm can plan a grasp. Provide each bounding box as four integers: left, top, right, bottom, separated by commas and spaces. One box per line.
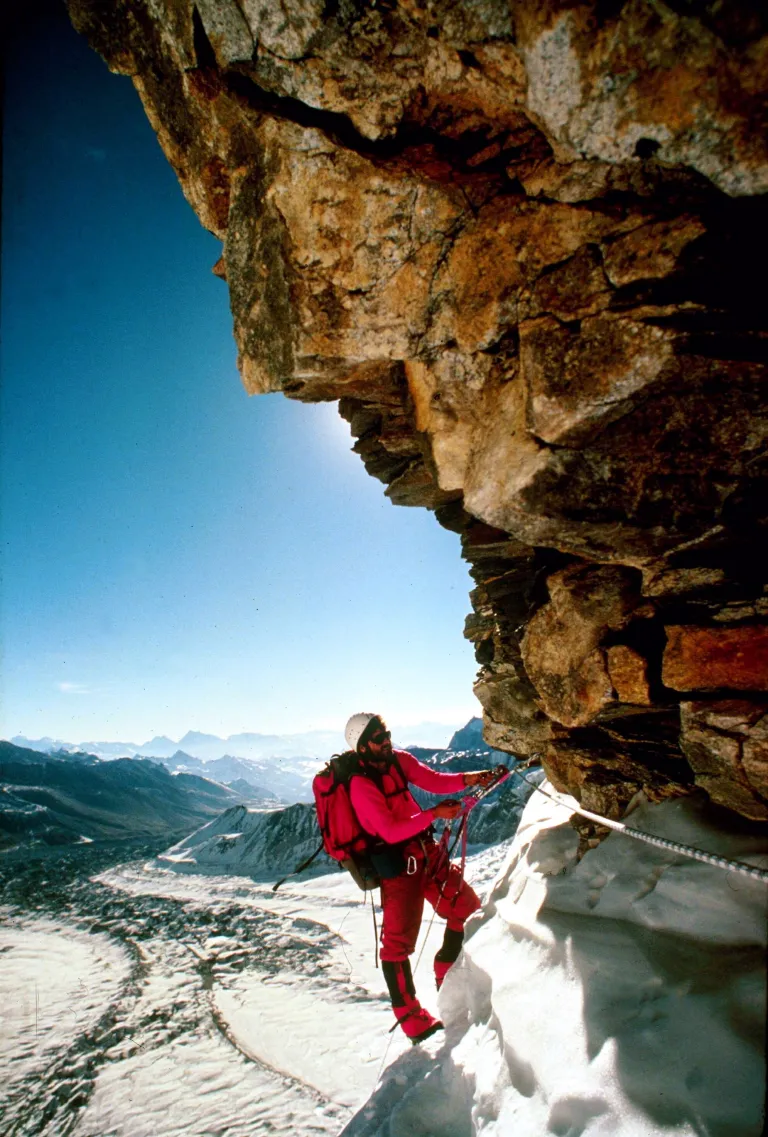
0, 721, 515, 857
146, 750, 310, 803
10, 729, 345, 762
10, 720, 476, 763
0, 740, 250, 851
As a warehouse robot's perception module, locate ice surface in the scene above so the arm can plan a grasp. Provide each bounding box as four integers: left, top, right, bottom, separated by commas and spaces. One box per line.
0, 914, 132, 1128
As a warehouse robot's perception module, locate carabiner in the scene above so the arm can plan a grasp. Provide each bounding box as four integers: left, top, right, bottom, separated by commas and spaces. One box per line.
406, 854, 418, 875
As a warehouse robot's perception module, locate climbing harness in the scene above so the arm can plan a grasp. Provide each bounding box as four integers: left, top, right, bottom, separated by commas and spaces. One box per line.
410, 765, 513, 977
517, 771, 768, 885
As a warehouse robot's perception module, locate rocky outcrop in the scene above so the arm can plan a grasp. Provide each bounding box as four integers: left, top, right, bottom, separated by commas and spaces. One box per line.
68, 0, 768, 824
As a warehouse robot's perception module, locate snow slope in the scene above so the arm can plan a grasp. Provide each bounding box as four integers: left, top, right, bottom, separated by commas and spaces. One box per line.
348, 786, 768, 1137
0, 915, 132, 1077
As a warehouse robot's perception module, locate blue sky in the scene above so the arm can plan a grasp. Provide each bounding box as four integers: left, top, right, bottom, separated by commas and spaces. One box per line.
0, 2, 479, 745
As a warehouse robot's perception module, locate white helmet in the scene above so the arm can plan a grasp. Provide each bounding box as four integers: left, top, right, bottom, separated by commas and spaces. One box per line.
345, 712, 381, 752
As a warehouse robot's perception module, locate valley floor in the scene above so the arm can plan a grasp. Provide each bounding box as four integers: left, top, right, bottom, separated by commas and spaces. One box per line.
2, 789, 765, 1137
0, 839, 513, 1136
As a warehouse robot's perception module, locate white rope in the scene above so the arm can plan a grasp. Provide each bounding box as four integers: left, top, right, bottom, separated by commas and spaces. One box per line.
519, 772, 768, 884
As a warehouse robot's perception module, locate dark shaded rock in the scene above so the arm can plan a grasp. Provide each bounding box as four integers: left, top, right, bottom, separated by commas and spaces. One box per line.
680, 700, 768, 820
0, 742, 240, 849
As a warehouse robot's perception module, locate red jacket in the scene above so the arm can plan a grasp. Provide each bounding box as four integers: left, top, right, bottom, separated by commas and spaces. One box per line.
349, 749, 466, 845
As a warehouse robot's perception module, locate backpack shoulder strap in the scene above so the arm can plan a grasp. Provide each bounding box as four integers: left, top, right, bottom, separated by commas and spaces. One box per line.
390, 750, 407, 787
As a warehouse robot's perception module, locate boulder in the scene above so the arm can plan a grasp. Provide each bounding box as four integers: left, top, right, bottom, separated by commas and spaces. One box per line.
680, 700, 768, 821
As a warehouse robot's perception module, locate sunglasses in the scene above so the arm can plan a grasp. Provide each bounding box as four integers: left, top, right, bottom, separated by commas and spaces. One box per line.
368, 729, 391, 744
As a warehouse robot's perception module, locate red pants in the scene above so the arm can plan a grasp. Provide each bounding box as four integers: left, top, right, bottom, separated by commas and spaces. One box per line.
379, 839, 481, 962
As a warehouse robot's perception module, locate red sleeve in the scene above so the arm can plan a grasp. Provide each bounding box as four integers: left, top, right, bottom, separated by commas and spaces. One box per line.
395, 750, 467, 794
349, 775, 435, 844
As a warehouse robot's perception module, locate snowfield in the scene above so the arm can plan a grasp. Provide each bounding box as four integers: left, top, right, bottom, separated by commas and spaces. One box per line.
0, 914, 132, 1110
0, 784, 765, 1136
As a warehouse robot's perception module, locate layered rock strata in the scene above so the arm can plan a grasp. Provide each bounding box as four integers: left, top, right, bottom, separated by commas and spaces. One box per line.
69, 0, 768, 823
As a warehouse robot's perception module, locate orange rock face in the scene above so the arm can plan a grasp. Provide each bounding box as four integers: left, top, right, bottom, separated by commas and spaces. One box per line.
521, 564, 641, 727
663, 626, 768, 692
606, 645, 652, 706
68, 0, 768, 821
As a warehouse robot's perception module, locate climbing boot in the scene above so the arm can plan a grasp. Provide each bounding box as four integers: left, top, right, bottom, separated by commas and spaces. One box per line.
434, 959, 453, 990
434, 927, 464, 990
382, 958, 443, 1044
393, 1003, 444, 1044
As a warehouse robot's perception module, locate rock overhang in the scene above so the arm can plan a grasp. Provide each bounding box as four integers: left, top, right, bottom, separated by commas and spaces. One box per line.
68, 0, 768, 827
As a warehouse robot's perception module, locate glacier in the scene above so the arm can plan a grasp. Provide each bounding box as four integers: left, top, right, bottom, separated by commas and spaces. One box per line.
1, 781, 765, 1135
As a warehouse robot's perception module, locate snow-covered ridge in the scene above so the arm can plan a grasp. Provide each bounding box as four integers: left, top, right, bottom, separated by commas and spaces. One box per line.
159, 801, 332, 879
356, 786, 768, 1136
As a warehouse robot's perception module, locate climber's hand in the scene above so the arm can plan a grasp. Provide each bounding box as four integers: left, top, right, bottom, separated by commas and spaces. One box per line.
464, 769, 498, 788
434, 799, 462, 820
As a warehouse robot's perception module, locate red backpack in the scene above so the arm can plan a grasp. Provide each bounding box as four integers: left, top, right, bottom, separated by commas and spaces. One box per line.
272, 752, 408, 892
272, 751, 380, 891
313, 752, 380, 890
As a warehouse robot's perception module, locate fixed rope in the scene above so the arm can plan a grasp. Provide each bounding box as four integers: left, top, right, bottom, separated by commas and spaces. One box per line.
518, 771, 768, 884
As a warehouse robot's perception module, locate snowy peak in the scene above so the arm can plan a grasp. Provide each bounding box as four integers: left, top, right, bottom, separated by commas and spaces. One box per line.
11, 734, 75, 753
177, 730, 224, 748
134, 735, 178, 757
160, 801, 326, 878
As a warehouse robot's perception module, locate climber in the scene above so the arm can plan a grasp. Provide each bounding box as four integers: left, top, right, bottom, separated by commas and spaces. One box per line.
344, 711, 497, 1044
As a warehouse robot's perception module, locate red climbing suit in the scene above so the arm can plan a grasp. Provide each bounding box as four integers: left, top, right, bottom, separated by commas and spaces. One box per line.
349, 749, 481, 962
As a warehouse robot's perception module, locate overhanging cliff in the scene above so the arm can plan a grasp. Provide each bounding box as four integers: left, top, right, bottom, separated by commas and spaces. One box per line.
68, 0, 768, 830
